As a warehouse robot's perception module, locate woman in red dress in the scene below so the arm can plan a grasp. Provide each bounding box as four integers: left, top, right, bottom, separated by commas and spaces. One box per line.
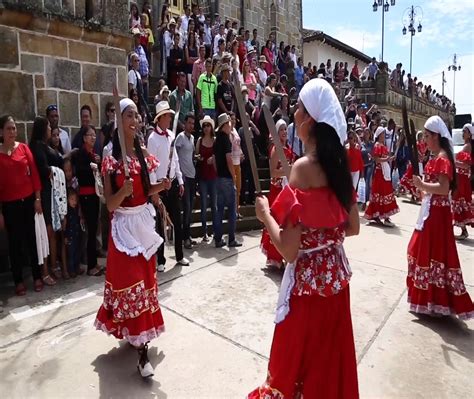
250, 78, 359, 398
451, 123, 473, 239
261, 119, 296, 268
94, 98, 171, 378
364, 126, 399, 227
407, 116, 474, 320
399, 133, 427, 202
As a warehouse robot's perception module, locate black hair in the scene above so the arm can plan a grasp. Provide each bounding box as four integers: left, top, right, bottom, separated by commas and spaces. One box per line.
29, 116, 49, 145
49, 126, 64, 155
102, 121, 115, 149
80, 105, 92, 117
308, 120, 353, 212
184, 112, 195, 122
111, 127, 151, 196
440, 136, 457, 192
104, 101, 114, 116
0, 115, 14, 130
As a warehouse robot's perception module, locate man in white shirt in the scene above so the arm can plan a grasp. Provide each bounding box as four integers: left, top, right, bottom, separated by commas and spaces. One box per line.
128, 52, 141, 92
257, 56, 268, 87
213, 24, 225, 55
287, 122, 303, 158
180, 5, 191, 33
175, 113, 197, 249
290, 45, 297, 69
147, 101, 189, 271
46, 104, 71, 154
203, 15, 212, 46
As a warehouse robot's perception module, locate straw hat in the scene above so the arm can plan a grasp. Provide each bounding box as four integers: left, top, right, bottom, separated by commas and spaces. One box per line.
159, 85, 170, 96
221, 63, 232, 72
216, 113, 231, 131
154, 101, 175, 123
167, 18, 176, 30
200, 115, 215, 130
259, 55, 268, 64
241, 85, 249, 93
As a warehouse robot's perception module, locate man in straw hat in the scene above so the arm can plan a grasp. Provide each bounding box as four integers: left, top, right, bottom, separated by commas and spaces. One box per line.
213, 113, 242, 248
216, 63, 235, 115
256, 55, 268, 88
147, 101, 190, 272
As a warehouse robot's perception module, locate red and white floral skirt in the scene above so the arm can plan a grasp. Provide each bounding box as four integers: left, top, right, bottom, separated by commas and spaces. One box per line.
407, 202, 474, 320
451, 170, 474, 227
364, 166, 399, 220
94, 236, 165, 346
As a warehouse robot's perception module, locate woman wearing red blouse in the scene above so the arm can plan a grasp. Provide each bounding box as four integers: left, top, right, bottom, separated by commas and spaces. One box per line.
249, 79, 359, 398
408, 116, 473, 319
0, 115, 43, 295
346, 130, 364, 189
364, 126, 400, 227
195, 116, 218, 242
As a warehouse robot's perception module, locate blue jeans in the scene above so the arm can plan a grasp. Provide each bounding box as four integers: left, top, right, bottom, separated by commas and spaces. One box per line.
182, 176, 196, 240
364, 164, 374, 203
66, 237, 81, 274
199, 178, 217, 236
215, 177, 237, 243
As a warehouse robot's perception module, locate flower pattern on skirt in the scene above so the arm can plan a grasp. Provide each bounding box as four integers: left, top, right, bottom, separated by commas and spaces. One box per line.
408, 255, 468, 296
103, 280, 160, 322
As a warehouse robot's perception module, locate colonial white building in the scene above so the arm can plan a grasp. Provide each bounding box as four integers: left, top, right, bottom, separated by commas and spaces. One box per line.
303, 29, 371, 73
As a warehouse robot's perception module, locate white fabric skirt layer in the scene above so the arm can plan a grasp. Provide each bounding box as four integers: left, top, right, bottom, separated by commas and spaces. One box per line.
111, 203, 163, 261
381, 162, 391, 181
35, 213, 49, 265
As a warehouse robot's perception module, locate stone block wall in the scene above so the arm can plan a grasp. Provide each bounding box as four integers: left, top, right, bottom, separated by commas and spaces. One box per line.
0, 7, 132, 141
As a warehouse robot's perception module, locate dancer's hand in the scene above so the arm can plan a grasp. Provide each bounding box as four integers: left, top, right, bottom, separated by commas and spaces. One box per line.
412, 175, 423, 189
255, 195, 270, 223
122, 178, 134, 197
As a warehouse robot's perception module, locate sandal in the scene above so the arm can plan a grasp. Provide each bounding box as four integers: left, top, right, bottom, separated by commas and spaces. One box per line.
34, 279, 44, 292
52, 267, 62, 280
15, 282, 27, 296
42, 275, 57, 286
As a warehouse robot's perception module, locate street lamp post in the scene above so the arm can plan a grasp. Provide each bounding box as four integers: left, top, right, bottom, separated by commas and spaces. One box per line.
402, 5, 423, 76
448, 54, 461, 104
372, 0, 396, 61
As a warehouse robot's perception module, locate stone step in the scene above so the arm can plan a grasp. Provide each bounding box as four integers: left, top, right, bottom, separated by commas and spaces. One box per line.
190, 215, 262, 239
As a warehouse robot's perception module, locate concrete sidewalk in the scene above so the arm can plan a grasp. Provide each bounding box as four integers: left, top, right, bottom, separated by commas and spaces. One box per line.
0, 200, 472, 398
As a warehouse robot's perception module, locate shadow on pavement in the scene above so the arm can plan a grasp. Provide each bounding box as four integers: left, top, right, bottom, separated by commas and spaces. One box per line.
91, 340, 167, 399
411, 314, 474, 364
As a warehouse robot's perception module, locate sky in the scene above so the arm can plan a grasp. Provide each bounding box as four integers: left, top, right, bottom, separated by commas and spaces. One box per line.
302, 0, 474, 118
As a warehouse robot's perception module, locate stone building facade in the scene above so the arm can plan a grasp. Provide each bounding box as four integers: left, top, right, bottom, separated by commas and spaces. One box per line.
0, 0, 132, 141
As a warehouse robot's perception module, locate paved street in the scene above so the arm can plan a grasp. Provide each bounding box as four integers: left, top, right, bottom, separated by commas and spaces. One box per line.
0, 199, 472, 399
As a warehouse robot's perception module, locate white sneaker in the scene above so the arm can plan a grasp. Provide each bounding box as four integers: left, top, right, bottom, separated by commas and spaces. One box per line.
157, 264, 165, 272
176, 257, 190, 266
137, 360, 154, 378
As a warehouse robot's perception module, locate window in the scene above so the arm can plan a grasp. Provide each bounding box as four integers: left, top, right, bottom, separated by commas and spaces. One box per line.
170, 0, 184, 18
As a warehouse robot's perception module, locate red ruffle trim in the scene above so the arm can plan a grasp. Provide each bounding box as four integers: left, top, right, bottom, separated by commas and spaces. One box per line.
271, 185, 349, 229
425, 157, 453, 181
456, 150, 472, 164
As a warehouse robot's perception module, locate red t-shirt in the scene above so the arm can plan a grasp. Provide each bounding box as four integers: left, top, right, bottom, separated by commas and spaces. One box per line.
347, 146, 364, 173
0, 143, 42, 202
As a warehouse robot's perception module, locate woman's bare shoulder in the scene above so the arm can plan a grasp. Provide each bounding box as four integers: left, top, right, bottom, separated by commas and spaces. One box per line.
289, 156, 325, 189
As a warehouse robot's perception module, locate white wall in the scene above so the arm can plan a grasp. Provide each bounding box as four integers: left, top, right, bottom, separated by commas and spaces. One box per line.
303, 40, 369, 73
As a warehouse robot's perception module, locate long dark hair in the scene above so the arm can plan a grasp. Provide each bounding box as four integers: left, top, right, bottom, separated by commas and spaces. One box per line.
0, 115, 14, 143
111, 128, 151, 196
29, 116, 49, 145
439, 136, 457, 192
309, 121, 353, 212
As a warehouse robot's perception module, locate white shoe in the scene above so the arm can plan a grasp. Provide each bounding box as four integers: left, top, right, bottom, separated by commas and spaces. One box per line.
176, 257, 190, 266
157, 264, 165, 272
137, 360, 154, 378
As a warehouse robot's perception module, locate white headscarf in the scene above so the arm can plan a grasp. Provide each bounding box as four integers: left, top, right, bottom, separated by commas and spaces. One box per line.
424, 116, 452, 146
299, 78, 347, 145
275, 119, 287, 134
463, 123, 474, 136
374, 126, 385, 140
120, 98, 136, 114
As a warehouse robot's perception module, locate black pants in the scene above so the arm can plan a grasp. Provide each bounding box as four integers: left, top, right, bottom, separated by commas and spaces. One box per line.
3, 195, 41, 285
156, 181, 183, 265
240, 160, 256, 204
79, 194, 99, 270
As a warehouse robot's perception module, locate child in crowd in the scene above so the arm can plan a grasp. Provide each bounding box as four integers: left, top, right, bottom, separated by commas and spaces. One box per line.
64, 188, 83, 278
63, 158, 78, 190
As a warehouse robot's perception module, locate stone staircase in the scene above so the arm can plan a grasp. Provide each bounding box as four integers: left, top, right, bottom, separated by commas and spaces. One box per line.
189, 162, 269, 238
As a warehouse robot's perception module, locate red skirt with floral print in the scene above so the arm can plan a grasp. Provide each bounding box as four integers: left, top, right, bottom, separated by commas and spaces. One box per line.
451, 168, 474, 227
364, 166, 399, 220
94, 236, 165, 346
399, 163, 421, 200
407, 200, 474, 320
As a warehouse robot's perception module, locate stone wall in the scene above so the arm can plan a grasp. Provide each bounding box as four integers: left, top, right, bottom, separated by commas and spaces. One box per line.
217, 0, 302, 48
0, 6, 132, 141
